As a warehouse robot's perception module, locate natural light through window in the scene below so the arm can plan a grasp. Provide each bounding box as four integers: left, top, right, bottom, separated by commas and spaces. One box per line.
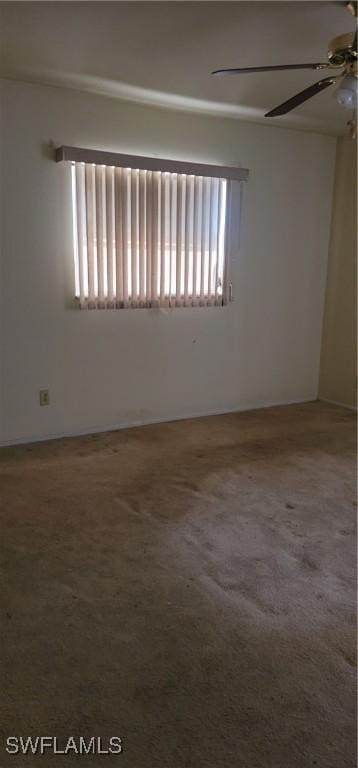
71, 161, 229, 309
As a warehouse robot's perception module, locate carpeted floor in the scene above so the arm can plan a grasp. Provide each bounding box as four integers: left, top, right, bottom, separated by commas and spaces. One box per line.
0, 401, 356, 768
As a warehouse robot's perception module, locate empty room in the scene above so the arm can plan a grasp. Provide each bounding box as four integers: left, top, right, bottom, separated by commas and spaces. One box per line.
0, 2, 357, 766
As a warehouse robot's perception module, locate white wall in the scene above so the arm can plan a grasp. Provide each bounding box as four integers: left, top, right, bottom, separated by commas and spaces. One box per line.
319, 137, 357, 409
0, 80, 335, 445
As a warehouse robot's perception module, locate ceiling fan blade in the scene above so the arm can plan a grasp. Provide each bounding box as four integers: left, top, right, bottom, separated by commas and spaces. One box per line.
212, 63, 330, 75
265, 76, 337, 117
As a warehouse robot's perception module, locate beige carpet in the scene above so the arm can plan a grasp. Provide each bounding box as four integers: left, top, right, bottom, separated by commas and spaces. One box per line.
0, 401, 356, 767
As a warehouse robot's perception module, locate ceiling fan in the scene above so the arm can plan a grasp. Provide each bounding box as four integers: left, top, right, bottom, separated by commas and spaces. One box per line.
212, 1, 357, 117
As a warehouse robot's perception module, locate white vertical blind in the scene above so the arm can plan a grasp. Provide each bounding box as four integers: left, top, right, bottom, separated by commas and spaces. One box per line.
95, 165, 105, 306
71, 162, 231, 309
130, 169, 138, 307
160, 173, 166, 303
139, 170, 146, 303
105, 166, 115, 305
151, 171, 159, 305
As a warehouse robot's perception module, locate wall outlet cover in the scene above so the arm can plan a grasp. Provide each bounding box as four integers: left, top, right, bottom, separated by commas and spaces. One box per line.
39, 389, 50, 406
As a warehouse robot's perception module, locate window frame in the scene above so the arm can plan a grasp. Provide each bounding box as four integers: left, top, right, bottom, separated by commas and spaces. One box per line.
56, 146, 249, 310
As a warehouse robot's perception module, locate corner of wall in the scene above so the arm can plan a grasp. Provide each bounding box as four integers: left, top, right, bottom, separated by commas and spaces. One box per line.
319, 136, 357, 409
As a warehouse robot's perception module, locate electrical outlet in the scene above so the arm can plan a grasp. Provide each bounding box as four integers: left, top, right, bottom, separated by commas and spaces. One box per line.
39, 389, 50, 406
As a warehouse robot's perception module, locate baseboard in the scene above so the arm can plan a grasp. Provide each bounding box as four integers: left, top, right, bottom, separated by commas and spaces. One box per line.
0, 397, 316, 448
318, 397, 357, 412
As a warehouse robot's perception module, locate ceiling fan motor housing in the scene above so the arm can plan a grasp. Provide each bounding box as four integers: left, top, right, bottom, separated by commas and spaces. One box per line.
328, 33, 357, 68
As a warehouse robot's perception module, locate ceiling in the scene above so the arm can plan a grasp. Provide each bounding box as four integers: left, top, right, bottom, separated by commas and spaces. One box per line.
0, 1, 356, 134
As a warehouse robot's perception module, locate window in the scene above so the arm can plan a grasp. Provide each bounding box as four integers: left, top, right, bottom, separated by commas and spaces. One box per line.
57, 147, 249, 309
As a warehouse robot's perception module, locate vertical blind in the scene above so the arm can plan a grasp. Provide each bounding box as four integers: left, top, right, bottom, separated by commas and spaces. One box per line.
71, 162, 231, 309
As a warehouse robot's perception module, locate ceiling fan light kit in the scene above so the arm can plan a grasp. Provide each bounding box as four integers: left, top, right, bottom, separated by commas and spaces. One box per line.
335, 74, 357, 107
212, 2, 357, 134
